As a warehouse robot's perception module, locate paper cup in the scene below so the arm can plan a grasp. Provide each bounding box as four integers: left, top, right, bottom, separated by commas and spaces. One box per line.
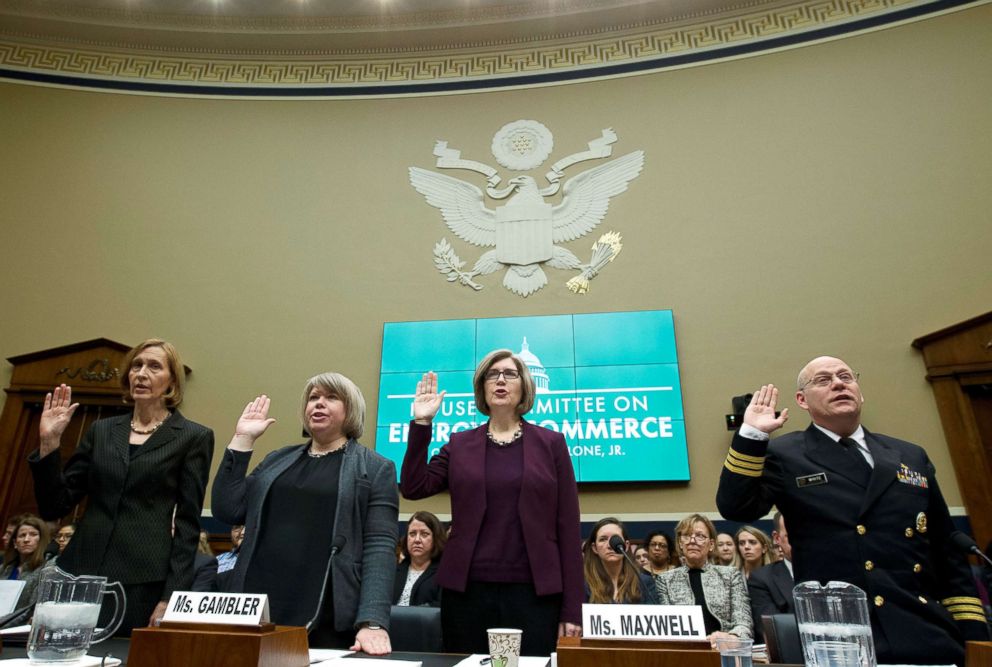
487, 627, 523, 667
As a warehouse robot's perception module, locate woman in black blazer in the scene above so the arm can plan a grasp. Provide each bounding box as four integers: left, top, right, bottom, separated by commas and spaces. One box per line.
29, 339, 214, 633
393, 511, 445, 607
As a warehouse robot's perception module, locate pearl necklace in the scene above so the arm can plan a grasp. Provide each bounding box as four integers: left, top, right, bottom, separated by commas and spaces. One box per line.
487, 423, 522, 447
130, 418, 166, 435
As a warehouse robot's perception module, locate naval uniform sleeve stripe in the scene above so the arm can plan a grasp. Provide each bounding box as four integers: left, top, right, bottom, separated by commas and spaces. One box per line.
726, 452, 763, 470
950, 613, 988, 623
728, 448, 765, 464
724, 460, 763, 477
942, 596, 983, 606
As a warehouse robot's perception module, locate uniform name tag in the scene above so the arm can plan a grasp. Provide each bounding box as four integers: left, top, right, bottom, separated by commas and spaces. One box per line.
583, 603, 707, 641
796, 472, 828, 488
163, 591, 270, 625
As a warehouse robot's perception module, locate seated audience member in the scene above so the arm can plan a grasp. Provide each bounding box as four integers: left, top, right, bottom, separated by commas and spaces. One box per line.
634, 547, 651, 573
1, 517, 19, 549
0, 515, 54, 610
393, 511, 445, 607
714, 532, 740, 567
735, 525, 773, 579
215, 525, 244, 574
192, 529, 217, 592
747, 512, 795, 643
643, 531, 677, 577
584, 518, 659, 604
656, 513, 752, 647
54, 523, 75, 556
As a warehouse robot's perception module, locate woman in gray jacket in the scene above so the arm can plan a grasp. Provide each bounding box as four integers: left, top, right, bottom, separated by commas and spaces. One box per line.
212, 373, 398, 655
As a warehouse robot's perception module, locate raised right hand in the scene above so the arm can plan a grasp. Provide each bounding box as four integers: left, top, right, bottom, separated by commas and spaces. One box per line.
39, 384, 79, 457
744, 384, 789, 434
228, 395, 276, 451
412, 372, 445, 423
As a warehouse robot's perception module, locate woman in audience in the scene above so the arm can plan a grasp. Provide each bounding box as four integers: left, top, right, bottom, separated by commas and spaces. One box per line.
393, 511, 445, 607
401, 350, 582, 656
583, 518, 659, 604
735, 525, 773, 579
714, 532, 740, 567
0, 515, 53, 610
634, 547, 651, 573
54, 523, 76, 556
642, 530, 678, 576
30, 339, 214, 633
212, 374, 398, 655
656, 513, 752, 647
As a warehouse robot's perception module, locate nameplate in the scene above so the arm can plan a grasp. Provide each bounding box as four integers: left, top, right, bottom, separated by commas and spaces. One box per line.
163, 591, 270, 626
582, 604, 707, 640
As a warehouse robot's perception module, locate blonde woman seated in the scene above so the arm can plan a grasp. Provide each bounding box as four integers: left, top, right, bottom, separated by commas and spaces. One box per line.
735, 525, 773, 579
583, 518, 659, 604
656, 514, 752, 647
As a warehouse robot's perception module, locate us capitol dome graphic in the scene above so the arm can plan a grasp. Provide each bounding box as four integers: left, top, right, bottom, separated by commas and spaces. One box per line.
517, 337, 549, 393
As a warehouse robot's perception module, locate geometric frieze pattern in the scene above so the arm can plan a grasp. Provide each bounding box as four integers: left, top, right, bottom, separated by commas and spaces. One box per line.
0, 0, 975, 94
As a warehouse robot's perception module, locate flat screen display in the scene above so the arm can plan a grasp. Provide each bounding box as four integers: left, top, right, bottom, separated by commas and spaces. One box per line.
375, 310, 689, 483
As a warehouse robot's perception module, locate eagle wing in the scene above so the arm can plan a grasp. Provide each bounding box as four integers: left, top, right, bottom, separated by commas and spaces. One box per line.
409, 167, 497, 247
551, 151, 644, 243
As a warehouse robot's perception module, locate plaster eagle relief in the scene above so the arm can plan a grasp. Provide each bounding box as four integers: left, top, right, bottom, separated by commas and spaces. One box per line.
409, 120, 644, 297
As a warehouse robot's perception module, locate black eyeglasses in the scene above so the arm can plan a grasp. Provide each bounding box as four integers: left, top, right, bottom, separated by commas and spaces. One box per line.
484, 369, 520, 382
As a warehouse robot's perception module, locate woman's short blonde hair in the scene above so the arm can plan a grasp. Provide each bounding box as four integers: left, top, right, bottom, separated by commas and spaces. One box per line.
472, 349, 536, 417
120, 339, 185, 407
674, 513, 718, 561
300, 372, 366, 439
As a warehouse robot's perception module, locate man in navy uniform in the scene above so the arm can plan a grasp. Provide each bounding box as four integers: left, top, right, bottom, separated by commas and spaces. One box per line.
717, 356, 988, 665
748, 511, 795, 643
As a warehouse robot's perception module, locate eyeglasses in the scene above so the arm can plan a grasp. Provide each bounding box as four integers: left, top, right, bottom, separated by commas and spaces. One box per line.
679, 532, 711, 544
484, 369, 520, 382
801, 371, 859, 390
55, 533, 74, 542
648, 541, 668, 549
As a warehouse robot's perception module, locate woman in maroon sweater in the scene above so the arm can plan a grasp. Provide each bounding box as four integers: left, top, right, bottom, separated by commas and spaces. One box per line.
400, 349, 583, 656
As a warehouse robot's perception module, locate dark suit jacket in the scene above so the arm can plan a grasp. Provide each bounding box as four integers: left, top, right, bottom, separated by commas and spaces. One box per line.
29, 412, 214, 599
211, 441, 398, 631
400, 420, 584, 624
393, 560, 441, 607
717, 424, 989, 664
747, 560, 794, 642
191, 552, 218, 592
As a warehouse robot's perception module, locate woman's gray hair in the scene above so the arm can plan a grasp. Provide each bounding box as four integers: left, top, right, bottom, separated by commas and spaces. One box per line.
300, 372, 366, 439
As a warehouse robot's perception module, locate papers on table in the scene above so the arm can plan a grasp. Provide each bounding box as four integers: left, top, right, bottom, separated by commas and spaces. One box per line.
452, 654, 550, 667
310, 648, 354, 662
0, 580, 26, 616
313, 660, 422, 667
0, 657, 120, 666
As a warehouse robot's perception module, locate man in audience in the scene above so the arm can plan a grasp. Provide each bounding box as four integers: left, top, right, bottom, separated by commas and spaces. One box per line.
747, 512, 794, 642
717, 356, 989, 665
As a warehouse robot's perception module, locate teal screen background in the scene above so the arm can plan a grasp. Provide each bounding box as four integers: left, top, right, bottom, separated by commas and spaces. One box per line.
376, 310, 689, 483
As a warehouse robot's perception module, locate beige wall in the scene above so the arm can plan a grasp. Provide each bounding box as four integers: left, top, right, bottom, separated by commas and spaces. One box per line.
1, 5, 989, 519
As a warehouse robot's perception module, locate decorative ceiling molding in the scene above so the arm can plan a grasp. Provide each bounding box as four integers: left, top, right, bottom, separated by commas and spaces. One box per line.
0, 0, 985, 98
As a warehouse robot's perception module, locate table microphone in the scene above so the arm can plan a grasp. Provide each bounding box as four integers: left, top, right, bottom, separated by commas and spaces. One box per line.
950, 531, 992, 568
306, 535, 347, 631
608, 534, 643, 572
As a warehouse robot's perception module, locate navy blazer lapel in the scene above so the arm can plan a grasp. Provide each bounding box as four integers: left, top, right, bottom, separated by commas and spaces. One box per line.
860, 430, 900, 514
130, 410, 185, 460
803, 424, 868, 488
110, 415, 131, 465
772, 561, 795, 607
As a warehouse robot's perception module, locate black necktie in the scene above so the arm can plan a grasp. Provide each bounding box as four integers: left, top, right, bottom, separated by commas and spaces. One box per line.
839, 437, 872, 486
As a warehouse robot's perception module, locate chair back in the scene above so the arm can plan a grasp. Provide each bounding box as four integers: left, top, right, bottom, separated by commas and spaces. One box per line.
761, 613, 803, 664
389, 604, 443, 652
